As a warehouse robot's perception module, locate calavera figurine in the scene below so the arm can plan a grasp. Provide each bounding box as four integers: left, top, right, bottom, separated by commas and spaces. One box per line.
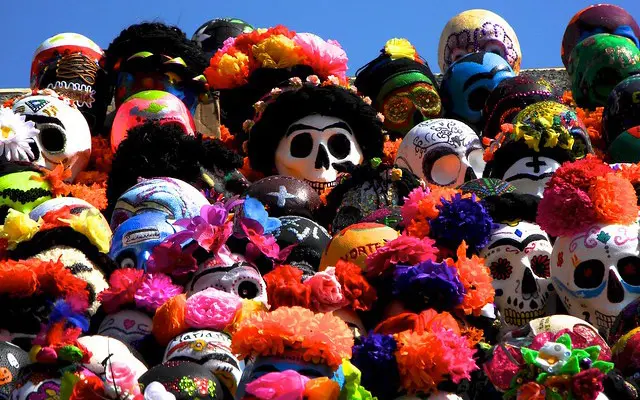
481, 193, 556, 333
537, 158, 640, 337
438, 9, 522, 74
483, 101, 593, 198
395, 118, 485, 187
567, 33, 640, 109
10, 90, 91, 182
274, 215, 331, 274
440, 52, 516, 132
355, 38, 441, 137
247, 82, 384, 194
97, 309, 153, 348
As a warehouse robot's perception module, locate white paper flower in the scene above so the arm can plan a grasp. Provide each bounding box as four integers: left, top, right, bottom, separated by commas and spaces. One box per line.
144, 381, 177, 400
0, 107, 38, 162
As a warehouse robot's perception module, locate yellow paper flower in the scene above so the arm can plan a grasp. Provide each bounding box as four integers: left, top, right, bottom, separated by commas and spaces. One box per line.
513, 123, 542, 152
62, 209, 111, 253
218, 52, 249, 76
384, 38, 417, 61
0, 209, 41, 249
252, 35, 303, 69
544, 128, 560, 148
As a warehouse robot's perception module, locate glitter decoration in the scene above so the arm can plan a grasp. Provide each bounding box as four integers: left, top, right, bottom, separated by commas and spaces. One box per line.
179, 376, 197, 396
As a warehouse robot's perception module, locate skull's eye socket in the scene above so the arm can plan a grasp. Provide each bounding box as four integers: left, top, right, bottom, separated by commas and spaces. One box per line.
489, 257, 513, 280
467, 87, 491, 112
116, 251, 137, 270
531, 254, 551, 278
236, 280, 260, 299
574, 260, 605, 289
328, 133, 351, 159
430, 154, 461, 186
290, 132, 313, 158
39, 126, 66, 153
618, 256, 640, 286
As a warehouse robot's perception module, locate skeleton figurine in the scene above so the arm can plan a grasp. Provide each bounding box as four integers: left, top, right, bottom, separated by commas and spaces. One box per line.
394, 118, 485, 187
247, 81, 384, 193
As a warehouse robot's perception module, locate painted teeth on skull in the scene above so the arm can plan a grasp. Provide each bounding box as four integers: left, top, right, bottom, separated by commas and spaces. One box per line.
503, 307, 546, 327
595, 310, 617, 329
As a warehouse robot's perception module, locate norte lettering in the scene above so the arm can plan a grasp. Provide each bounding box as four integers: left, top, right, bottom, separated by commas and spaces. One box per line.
339, 242, 384, 261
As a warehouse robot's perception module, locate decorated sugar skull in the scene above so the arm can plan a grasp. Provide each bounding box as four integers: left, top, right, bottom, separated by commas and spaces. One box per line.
192, 18, 254, 58
274, 216, 331, 274
187, 259, 267, 305
139, 361, 224, 400
440, 52, 516, 131
97, 309, 153, 348
110, 90, 196, 152
481, 193, 556, 332
537, 159, 640, 337
483, 101, 592, 198
109, 211, 181, 270
247, 83, 384, 193
603, 75, 640, 162
11, 91, 91, 182
567, 33, 640, 109
11, 365, 97, 400
164, 330, 242, 395
395, 118, 484, 187
438, 9, 521, 74
561, 4, 640, 69
245, 175, 322, 220
30, 33, 110, 133
77, 335, 148, 380
0, 162, 52, 223
0, 342, 29, 399
110, 177, 209, 230
482, 76, 561, 140
355, 38, 441, 137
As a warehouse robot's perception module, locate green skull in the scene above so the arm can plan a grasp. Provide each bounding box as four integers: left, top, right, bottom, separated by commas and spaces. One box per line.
567, 33, 640, 109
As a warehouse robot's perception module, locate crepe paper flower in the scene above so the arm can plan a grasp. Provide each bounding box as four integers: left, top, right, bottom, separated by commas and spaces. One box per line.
374, 309, 461, 337
351, 333, 400, 399
245, 370, 309, 400
393, 260, 465, 312
0, 107, 38, 162
184, 288, 242, 330
339, 360, 375, 400
401, 186, 464, 239
516, 382, 546, 400
0, 209, 41, 249
430, 193, 495, 254
264, 265, 312, 309
105, 361, 141, 398
152, 294, 188, 346
242, 196, 281, 234
134, 273, 183, 313
252, 34, 304, 69
305, 267, 349, 313
447, 242, 495, 317
366, 234, 438, 278
147, 240, 198, 278
232, 306, 353, 369
69, 374, 106, 400
228, 299, 269, 334
98, 268, 145, 314
384, 38, 418, 61
294, 33, 348, 82
572, 368, 605, 400
205, 50, 251, 89
334, 260, 377, 312
395, 329, 477, 393
61, 208, 111, 253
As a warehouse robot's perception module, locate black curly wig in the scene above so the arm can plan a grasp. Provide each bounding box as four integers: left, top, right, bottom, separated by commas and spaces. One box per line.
106, 121, 245, 216
105, 22, 209, 84
481, 192, 541, 224
247, 83, 385, 176
320, 163, 421, 233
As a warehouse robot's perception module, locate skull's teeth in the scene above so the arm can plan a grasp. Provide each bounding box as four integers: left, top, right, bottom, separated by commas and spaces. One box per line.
595, 311, 616, 329
305, 179, 337, 193
503, 307, 547, 327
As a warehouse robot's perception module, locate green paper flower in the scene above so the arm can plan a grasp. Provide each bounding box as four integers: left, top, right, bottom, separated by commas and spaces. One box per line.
339, 360, 377, 400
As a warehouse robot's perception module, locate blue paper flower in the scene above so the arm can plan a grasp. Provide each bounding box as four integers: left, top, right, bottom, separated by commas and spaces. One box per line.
243, 196, 281, 233
393, 260, 465, 312
351, 333, 400, 399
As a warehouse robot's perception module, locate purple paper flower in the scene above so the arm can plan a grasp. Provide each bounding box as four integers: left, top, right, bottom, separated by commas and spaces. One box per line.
393, 260, 465, 312
351, 333, 399, 399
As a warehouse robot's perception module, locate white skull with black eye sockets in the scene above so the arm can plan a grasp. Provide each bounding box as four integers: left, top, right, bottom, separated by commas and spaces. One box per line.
394, 118, 485, 187
97, 309, 153, 346
480, 221, 556, 333
275, 115, 364, 192
163, 330, 243, 395
551, 222, 640, 338
187, 259, 268, 305
12, 94, 91, 182
501, 156, 561, 198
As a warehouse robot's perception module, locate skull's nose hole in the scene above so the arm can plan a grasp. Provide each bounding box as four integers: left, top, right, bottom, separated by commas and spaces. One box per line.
607, 270, 625, 304
522, 267, 537, 295
464, 166, 477, 182
315, 145, 330, 169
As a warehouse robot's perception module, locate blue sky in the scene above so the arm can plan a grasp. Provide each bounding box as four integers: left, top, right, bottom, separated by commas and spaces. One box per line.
1, 0, 639, 87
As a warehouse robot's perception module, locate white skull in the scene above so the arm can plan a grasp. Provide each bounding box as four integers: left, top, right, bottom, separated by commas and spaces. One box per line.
480, 221, 556, 333
551, 222, 640, 337
275, 115, 364, 192
97, 309, 153, 346
187, 259, 268, 305
500, 156, 561, 198
12, 94, 91, 182
394, 119, 484, 187
163, 330, 242, 394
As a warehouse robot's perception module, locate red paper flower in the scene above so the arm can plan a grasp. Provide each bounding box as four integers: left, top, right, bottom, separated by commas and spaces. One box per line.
98, 268, 144, 314
335, 260, 377, 311
365, 235, 438, 278
70, 375, 106, 400
264, 265, 311, 309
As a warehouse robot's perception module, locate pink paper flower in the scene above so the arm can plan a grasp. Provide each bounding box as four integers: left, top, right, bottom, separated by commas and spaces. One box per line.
293, 33, 348, 82
305, 268, 349, 313
146, 240, 198, 278
105, 361, 141, 397
365, 235, 438, 278
184, 288, 242, 330
134, 274, 183, 313
245, 370, 309, 400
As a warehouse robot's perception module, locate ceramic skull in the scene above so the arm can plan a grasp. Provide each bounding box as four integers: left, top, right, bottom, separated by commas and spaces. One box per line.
11, 92, 91, 182
394, 118, 484, 187
187, 259, 268, 305
481, 221, 556, 331
97, 309, 153, 348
